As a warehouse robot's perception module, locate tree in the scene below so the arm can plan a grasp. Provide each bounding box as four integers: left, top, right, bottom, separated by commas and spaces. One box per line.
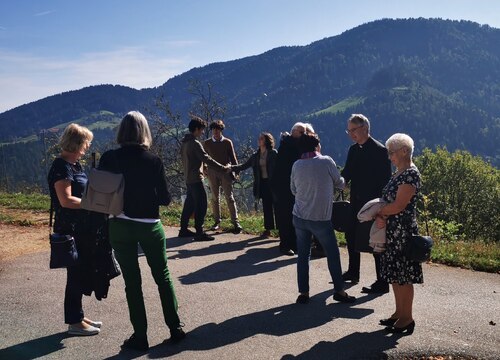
147, 81, 250, 203
415, 147, 500, 242
188, 80, 227, 138
147, 96, 186, 199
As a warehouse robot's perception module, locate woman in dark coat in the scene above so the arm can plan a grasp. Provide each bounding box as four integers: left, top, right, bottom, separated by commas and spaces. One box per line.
233, 132, 277, 237
99, 111, 185, 351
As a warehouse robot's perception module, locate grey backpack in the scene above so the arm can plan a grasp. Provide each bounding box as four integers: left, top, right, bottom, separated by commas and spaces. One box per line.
81, 153, 125, 216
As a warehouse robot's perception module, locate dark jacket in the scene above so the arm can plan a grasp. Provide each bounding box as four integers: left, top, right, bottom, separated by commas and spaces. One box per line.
341, 136, 392, 211
270, 135, 301, 198
98, 145, 171, 219
181, 133, 226, 184
233, 148, 277, 198
80, 213, 121, 301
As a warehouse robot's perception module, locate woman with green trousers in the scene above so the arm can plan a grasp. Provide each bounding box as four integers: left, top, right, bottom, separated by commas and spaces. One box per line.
99, 111, 185, 351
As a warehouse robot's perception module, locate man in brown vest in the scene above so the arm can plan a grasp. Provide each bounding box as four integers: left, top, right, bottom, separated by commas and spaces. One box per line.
203, 120, 242, 233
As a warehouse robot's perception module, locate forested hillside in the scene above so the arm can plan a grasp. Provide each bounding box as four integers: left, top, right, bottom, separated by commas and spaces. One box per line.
1, 18, 499, 189
0, 85, 153, 141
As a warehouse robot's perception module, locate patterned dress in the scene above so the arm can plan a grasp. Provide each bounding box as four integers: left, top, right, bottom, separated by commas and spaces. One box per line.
380, 165, 423, 284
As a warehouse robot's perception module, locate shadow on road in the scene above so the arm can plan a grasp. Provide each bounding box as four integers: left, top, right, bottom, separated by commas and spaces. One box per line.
144, 290, 374, 358
177, 240, 296, 284
281, 330, 400, 359
0, 332, 68, 360
167, 235, 276, 259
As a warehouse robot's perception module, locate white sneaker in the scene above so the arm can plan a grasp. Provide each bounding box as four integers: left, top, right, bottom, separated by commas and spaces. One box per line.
83, 319, 102, 328
68, 324, 100, 336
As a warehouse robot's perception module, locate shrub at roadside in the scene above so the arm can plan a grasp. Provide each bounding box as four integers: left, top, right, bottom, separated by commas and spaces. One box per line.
415, 147, 500, 243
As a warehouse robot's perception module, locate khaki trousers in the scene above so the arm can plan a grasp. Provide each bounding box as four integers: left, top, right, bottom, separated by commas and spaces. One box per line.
206, 168, 238, 223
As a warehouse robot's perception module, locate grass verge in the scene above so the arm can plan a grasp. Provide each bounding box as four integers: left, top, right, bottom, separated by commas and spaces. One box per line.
0, 192, 50, 211
1, 192, 498, 273
431, 238, 499, 273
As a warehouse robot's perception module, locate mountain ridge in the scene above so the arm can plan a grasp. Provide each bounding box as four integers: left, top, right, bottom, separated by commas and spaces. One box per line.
1, 17, 499, 188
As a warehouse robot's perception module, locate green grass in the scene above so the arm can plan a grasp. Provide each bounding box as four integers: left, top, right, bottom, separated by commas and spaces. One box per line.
431, 239, 500, 273
45, 111, 121, 132
160, 203, 281, 238
1, 192, 498, 273
0, 192, 50, 211
311, 97, 365, 116
0, 213, 36, 226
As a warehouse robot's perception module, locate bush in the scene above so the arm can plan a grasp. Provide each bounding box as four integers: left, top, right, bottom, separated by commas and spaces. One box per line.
415, 147, 500, 242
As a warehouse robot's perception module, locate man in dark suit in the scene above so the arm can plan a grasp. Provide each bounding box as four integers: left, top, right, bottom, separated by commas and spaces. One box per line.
271, 122, 307, 256
341, 114, 392, 293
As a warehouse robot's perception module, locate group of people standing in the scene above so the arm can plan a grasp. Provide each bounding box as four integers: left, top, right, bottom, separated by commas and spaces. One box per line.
47, 110, 423, 352
176, 113, 423, 334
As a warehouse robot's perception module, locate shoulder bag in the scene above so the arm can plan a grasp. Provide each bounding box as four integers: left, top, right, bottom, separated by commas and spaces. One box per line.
49, 202, 78, 269
405, 234, 433, 263
331, 190, 354, 233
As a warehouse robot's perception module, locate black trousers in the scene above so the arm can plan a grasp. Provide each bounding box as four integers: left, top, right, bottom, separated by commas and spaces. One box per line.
180, 181, 208, 233
64, 263, 85, 324
345, 224, 383, 281
260, 178, 276, 231
275, 191, 297, 252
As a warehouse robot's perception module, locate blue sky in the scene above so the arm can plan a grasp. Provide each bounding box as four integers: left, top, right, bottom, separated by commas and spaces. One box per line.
1, 0, 499, 112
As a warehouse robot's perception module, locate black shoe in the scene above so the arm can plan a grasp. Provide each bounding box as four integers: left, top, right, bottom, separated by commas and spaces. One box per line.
169, 326, 186, 343
296, 294, 310, 304
310, 246, 326, 258
341, 272, 359, 284
232, 222, 243, 234
194, 232, 215, 241
280, 248, 295, 256
361, 281, 389, 294
385, 320, 415, 335
178, 229, 196, 238
261, 230, 271, 238
333, 291, 356, 303
121, 334, 149, 351
379, 318, 398, 326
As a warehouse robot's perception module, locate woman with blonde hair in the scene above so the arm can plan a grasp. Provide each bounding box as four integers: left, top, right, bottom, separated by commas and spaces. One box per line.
99, 111, 185, 351
48, 123, 102, 336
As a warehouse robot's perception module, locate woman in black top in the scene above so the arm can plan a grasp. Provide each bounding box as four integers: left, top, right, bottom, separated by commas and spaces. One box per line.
99, 111, 185, 351
47, 123, 101, 336
233, 132, 277, 237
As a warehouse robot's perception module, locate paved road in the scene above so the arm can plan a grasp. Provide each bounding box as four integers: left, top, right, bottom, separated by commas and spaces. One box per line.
0, 227, 498, 359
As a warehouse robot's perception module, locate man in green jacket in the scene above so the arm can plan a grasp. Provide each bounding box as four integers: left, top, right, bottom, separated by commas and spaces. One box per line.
179, 116, 230, 241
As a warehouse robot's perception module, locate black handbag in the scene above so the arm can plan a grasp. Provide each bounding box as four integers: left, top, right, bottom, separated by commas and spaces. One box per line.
404, 235, 433, 263
49, 201, 78, 269
49, 233, 79, 269
331, 191, 354, 233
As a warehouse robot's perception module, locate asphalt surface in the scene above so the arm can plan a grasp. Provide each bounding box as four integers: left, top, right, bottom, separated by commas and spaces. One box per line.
0, 227, 498, 359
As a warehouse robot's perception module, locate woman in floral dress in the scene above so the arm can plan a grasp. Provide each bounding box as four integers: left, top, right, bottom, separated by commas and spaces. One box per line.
375, 133, 422, 336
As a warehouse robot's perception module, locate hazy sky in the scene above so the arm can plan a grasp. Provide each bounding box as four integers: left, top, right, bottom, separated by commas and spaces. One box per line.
1, 0, 499, 112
